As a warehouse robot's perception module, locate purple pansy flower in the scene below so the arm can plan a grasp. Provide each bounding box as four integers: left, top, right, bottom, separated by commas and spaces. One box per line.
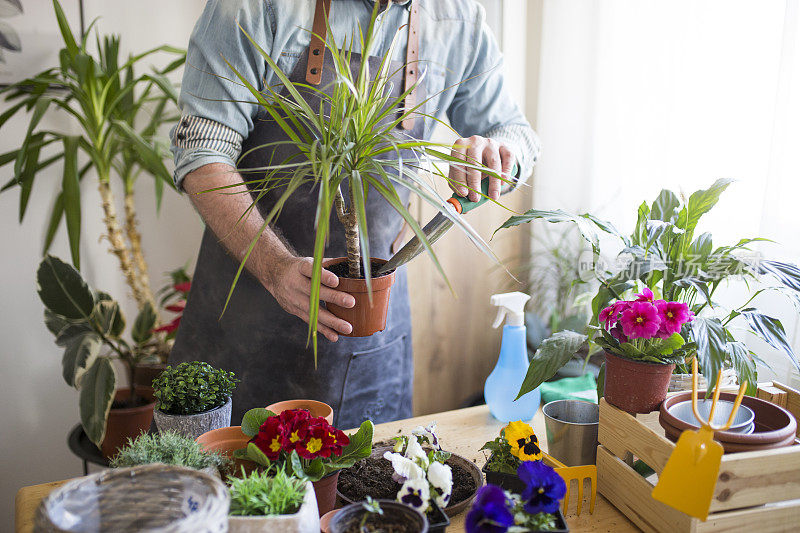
518, 461, 567, 515
620, 301, 661, 339
465, 485, 515, 533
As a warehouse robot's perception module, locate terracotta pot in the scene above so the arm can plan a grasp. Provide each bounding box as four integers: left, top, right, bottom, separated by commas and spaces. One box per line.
313, 470, 340, 517
266, 399, 334, 424
603, 351, 675, 414
319, 509, 340, 533
660, 391, 798, 447
195, 425, 257, 476
100, 387, 156, 459
132, 363, 166, 388
322, 258, 395, 337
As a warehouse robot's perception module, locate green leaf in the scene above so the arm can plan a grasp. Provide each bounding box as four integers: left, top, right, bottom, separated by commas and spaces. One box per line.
516, 331, 587, 400
36, 255, 94, 320
62, 331, 101, 387
326, 420, 374, 472
132, 301, 157, 344
757, 260, 800, 293
14, 98, 52, 178
61, 136, 82, 269
241, 408, 278, 437
650, 189, 680, 222
596, 361, 606, 399
44, 308, 70, 336
654, 333, 685, 356
495, 209, 621, 254
43, 193, 65, 255
727, 341, 757, 395
690, 317, 728, 392
94, 299, 125, 338
242, 442, 272, 468
289, 450, 307, 479
680, 178, 733, 248
52, 0, 79, 58
740, 309, 799, 372
78, 357, 116, 447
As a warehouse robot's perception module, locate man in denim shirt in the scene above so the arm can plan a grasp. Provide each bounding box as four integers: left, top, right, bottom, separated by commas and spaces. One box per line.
170, 0, 538, 426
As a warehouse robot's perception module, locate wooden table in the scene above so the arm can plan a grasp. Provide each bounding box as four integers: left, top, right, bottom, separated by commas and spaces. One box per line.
15, 405, 637, 532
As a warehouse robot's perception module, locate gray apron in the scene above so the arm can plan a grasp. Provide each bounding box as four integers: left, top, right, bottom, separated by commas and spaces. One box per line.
170, 2, 425, 430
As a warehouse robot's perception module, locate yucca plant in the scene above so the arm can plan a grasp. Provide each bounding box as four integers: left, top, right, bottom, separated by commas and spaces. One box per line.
0, 0, 184, 316
217, 3, 510, 358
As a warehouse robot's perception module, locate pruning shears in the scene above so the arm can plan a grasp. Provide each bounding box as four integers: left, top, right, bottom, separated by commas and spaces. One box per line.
376, 165, 518, 276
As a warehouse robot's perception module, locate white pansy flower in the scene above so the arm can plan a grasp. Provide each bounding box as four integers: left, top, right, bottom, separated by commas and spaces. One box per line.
383, 451, 425, 481
427, 461, 453, 508
397, 477, 430, 512
404, 434, 430, 469
411, 421, 442, 450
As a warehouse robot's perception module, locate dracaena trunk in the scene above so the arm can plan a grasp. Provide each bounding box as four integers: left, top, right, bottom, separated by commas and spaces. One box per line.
345, 220, 361, 278
123, 190, 159, 316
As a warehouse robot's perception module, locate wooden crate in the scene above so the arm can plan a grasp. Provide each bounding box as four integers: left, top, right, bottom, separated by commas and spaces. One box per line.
597, 382, 800, 532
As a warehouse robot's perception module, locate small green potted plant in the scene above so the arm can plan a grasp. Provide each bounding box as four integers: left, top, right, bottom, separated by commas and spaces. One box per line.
480, 421, 544, 494
235, 408, 374, 516
329, 497, 428, 533
228, 468, 320, 533
152, 361, 238, 439
465, 462, 569, 533
37, 255, 162, 458
110, 431, 231, 477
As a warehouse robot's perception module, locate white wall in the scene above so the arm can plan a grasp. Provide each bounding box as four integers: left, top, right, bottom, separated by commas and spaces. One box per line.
0, 1, 205, 526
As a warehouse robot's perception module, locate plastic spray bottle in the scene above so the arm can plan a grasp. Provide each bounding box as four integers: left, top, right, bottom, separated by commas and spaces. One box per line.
484, 292, 541, 421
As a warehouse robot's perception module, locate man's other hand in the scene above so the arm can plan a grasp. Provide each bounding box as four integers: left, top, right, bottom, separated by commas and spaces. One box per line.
448, 135, 516, 202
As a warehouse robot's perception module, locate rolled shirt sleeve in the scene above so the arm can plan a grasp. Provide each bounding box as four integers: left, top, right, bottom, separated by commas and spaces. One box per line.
170, 0, 272, 189
445, 3, 540, 185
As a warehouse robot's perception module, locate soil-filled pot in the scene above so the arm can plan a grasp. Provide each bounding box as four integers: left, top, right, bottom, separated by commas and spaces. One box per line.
603, 351, 675, 414
101, 387, 156, 459
228, 480, 320, 533
337, 445, 479, 517
154, 397, 233, 440
267, 399, 333, 424
322, 258, 395, 337
329, 500, 427, 533
313, 471, 340, 517
196, 426, 257, 476
481, 453, 525, 494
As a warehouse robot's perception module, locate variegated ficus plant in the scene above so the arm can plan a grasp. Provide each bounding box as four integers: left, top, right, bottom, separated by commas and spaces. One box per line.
500, 179, 800, 399
213, 2, 510, 361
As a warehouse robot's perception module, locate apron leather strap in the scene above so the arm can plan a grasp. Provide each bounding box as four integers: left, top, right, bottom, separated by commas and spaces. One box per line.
401, 1, 420, 130
306, 0, 419, 131
306, 0, 332, 85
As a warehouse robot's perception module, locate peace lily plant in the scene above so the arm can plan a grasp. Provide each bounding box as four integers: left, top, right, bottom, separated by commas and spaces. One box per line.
217, 2, 508, 359
502, 179, 800, 402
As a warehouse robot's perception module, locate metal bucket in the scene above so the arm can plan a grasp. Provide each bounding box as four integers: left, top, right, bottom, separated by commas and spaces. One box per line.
543, 400, 599, 466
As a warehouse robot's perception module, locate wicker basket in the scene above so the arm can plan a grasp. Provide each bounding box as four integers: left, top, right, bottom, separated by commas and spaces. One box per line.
668, 367, 737, 392
34, 464, 230, 532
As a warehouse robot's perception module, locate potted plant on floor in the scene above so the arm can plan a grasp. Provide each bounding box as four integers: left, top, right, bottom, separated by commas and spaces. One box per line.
228, 468, 320, 533
152, 361, 238, 439
219, 2, 508, 358
110, 431, 231, 477
37, 255, 162, 458
498, 179, 800, 404
465, 462, 569, 533
329, 497, 428, 533
233, 407, 374, 516
0, 0, 186, 368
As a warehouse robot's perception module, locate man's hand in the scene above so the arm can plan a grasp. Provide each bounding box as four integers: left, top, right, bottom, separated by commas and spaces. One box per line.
267, 256, 355, 342
448, 135, 517, 202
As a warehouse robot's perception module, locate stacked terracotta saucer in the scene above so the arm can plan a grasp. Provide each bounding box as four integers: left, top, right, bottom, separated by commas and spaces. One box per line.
659, 391, 798, 453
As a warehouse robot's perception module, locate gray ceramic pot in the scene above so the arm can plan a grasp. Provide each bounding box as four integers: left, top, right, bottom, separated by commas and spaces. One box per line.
153, 398, 233, 440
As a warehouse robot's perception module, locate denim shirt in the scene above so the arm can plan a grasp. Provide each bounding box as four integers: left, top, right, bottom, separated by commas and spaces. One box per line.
171, 0, 539, 187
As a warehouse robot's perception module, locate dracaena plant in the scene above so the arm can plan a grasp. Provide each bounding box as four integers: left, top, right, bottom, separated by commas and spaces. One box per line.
502, 179, 800, 399
216, 2, 508, 359
36, 255, 162, 446
0, 0, 185, 319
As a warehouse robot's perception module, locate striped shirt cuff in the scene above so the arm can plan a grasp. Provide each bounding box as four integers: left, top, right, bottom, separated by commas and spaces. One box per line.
173, 114, 243, 161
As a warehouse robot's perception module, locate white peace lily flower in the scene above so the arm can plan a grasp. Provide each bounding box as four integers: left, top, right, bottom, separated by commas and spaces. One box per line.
411, 421, 442, 450
397, 477, 431, 512
383, 451, 425, 481
427, 461, 453, 508
404, 434, 430, 469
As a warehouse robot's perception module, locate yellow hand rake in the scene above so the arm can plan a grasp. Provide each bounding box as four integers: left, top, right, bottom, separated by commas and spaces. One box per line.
651, 358, 747, 520
543, 451, 597, 516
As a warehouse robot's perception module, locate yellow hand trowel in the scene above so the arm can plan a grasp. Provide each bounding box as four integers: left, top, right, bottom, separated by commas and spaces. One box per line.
543, 451, 597, 516
651, 358, 747, 520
